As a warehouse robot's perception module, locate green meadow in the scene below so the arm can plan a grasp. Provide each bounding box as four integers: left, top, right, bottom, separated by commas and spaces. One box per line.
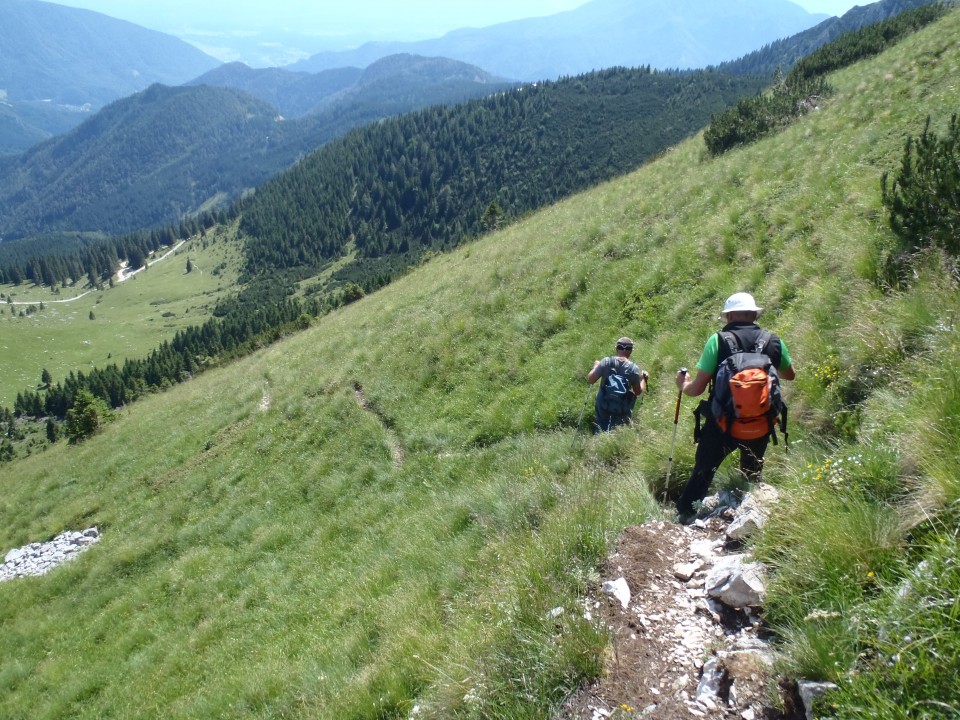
0, 225, 242, 408
1, 10, 959, 719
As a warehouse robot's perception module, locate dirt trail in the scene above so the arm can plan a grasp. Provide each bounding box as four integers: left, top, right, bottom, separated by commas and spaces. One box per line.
7, 240, 187, 305
353, 383, 405, 468
559, 514, 794, 720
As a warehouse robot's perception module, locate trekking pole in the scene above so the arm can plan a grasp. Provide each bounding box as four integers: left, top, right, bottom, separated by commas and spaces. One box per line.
570, 379, 596, 454
665, 368, 686, 503
575, 382, 595, 436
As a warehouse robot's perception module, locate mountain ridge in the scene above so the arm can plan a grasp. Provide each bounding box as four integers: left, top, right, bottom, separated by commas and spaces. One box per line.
290, 0, 828, 80
0, 55, 520, 242
187, 54, 511, 120
0, 0, 221, 149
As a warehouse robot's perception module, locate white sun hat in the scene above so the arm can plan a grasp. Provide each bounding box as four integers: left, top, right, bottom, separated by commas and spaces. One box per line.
720, 292, 763, 321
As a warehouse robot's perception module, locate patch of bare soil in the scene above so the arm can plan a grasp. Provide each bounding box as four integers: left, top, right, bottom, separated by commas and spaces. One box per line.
353, 382, 405, 467
558, 518, 795, 720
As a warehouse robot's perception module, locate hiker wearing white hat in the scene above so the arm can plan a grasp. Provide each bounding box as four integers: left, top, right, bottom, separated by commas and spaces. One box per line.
673, 293, 796, 524
719, 291, 763, 320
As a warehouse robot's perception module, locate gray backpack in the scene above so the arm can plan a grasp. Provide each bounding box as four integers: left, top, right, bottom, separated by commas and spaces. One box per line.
597, 357, 638, 415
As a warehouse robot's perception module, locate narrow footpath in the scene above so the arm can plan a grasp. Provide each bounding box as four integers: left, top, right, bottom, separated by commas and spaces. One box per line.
559, 486, 816, 720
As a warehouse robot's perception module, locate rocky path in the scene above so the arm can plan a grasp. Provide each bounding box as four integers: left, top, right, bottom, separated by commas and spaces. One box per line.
558, 487, 813, 720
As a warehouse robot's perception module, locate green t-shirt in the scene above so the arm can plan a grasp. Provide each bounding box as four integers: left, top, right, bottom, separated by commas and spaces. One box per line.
696, 329, 793, 375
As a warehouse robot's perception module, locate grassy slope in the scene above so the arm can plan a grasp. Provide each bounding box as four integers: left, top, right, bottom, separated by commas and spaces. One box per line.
0, 225, 242, 408
1, 10, 958, 719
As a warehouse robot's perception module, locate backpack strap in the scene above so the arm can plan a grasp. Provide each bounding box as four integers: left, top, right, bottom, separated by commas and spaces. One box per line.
781, 404, 789, 450
753, 330, 773, 355
717, 331, 742, 361
597, 356, 617, 390
710, 331, 740, 399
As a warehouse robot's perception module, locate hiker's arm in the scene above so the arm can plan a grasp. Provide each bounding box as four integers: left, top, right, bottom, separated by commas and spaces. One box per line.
634, 370, 649, 395
778, 339, 796, 380
677, 335, 717, 396
676, 368, 711, 397
587, 360, 602, 384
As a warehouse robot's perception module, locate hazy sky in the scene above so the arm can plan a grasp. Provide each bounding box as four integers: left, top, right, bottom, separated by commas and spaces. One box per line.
48, 0, 870, 65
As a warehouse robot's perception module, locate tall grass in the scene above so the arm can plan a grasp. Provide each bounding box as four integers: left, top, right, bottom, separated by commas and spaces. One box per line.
1, 8, 959, 718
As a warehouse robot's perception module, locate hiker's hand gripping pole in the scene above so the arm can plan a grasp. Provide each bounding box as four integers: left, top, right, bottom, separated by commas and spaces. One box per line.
665, 368, 687, 498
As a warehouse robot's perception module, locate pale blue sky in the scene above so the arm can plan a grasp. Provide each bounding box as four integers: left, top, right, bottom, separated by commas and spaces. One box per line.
51, 1, 865, 37
49, 0, 869, 65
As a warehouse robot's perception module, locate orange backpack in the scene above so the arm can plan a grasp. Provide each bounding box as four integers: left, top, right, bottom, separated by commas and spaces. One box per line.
710, 330, 787, 443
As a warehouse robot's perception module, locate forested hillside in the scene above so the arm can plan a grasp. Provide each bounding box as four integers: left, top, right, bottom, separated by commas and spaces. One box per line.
0, 57, 515, 244
187, 63, 363, 118
238, 66, 767, 285
0, 66, 767, 284
0, 85, 293, 240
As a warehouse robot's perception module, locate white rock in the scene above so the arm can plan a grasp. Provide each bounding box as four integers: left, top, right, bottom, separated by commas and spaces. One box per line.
696, 657, 722, 701
673, 560, 702, 581
601, 577, 631, 609
748, 483, 780, 509
689, 539, 719, 559
726, 510, 764, 541
705, 555, 766, 608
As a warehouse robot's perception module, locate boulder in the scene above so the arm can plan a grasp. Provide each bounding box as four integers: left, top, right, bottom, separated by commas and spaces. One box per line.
726, 483, 780, 541
705, 555, 766, 609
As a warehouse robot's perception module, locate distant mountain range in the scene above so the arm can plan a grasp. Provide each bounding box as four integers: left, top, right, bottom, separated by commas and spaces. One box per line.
0, 55, 516, 241
0, 0, 220, 150
187, 55, 511, 120
0, 0, 831, 154
290, 0, 829, 80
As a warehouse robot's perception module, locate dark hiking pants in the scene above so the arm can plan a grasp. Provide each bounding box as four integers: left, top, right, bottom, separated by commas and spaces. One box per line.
676, 419, 768, 516
593, 409, 631, 433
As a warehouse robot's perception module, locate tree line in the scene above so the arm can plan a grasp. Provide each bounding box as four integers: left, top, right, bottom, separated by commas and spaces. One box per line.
236, 66, 768, 279
0, 211, 227, 287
